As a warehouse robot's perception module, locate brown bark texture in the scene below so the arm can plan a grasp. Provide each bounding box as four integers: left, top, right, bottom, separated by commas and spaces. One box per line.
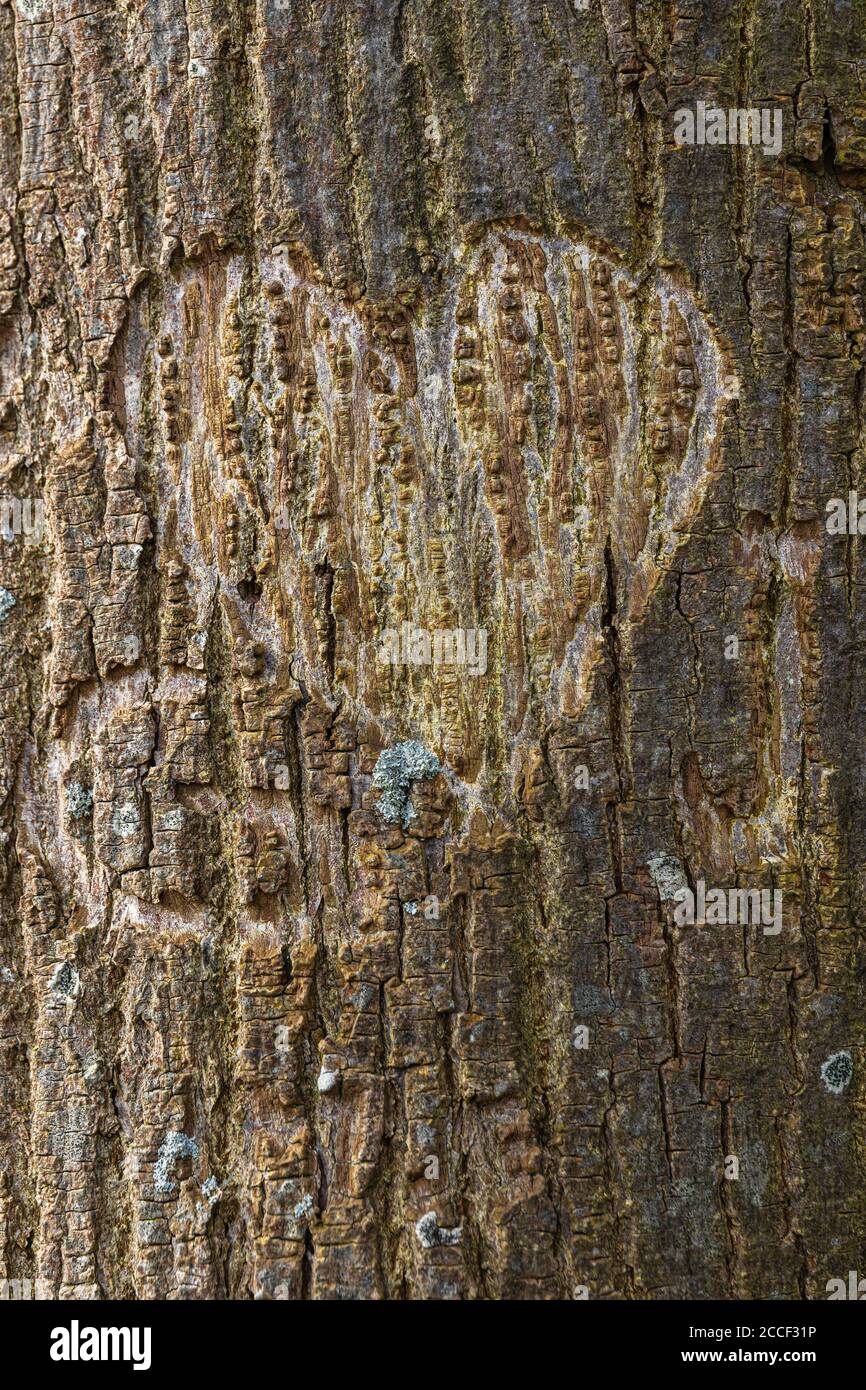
0, 0, 865, 1301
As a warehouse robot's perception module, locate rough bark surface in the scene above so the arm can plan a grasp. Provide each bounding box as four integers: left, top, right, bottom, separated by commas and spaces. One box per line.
0, 0, 865, 1301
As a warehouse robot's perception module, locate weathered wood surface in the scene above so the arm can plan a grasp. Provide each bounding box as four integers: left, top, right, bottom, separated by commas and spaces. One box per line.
0, 0, 864, 1299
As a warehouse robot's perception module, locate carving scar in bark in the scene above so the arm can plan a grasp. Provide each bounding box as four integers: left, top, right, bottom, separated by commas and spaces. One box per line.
111, 231, 735, 784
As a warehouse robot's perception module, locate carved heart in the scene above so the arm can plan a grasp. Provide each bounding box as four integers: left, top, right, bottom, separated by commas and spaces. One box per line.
141, 232, 736, 777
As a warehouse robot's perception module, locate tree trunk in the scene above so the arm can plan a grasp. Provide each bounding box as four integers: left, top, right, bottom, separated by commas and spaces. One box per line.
0, 0, 864, 1301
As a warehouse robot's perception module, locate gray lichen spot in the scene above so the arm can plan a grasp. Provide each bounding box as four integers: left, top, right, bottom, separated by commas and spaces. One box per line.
414, 1210, 462, 1249
112, 802, 141, 838
50, 960, 80, 999
372, 741, 441, 828
821, 1050, 853, 1095
0, 587, 15, 623
647, 851, 688, 903
154, 1131, 200, 1194
201, 1175, 221, 1206
572, 984, 614, 1018
66, 781, 93, 821
317, 1063, 339, 1093
116, 544, 143, 571
293, 1193, 314, 1222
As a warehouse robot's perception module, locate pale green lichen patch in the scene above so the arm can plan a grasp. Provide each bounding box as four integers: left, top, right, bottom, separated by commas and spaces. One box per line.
112, 803, 141, 837
647, 852, 688, 902
293, 1193, 314, 1222
66, 782, 93, 820
50, 961, 80, 998
415, 1211, 462, 1248
372, 741, 441, 828
201, 1175, 221, 1205
154, 1131, 199, 1194
821, 1051, 853, 1095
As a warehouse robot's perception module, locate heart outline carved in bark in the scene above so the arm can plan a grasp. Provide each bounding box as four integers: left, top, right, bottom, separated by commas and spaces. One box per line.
128, 231, 738, 779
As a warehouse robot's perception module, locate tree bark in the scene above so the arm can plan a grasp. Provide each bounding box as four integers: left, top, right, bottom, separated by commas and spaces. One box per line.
0, 0, 864, 1300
